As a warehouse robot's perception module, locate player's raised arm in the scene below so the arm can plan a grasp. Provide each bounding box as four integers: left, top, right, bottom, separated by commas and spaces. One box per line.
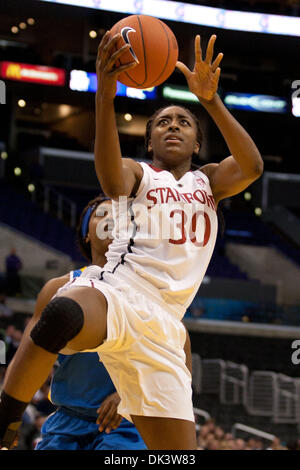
176, 35, 264, 203
95, 32, 142, 200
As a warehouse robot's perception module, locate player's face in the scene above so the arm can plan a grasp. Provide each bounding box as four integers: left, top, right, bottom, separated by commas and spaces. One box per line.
88, 201, 113, 254
148, 106, 200, 166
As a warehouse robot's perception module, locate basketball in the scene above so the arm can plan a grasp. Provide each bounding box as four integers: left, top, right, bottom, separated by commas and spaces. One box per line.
109, 15, 178, 89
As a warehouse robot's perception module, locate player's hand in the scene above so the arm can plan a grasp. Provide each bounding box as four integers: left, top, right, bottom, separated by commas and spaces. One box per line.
96, 392, 122, 433
176, 34, 223, 102
96, 31, 138, 101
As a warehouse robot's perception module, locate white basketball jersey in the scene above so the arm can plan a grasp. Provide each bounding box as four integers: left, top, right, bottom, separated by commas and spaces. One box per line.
103, 162, 218, 311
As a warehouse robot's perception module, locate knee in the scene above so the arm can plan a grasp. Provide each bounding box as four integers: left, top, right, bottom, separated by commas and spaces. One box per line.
30, 297, 84, 354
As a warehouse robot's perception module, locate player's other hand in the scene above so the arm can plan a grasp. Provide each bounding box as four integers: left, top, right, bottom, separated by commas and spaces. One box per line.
176, 34, 223, 102
96, 392, 122, 433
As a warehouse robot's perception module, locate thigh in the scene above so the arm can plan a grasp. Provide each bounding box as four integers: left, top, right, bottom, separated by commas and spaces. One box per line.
36, 433, 81, 450
93, 420, 147, 450
131, 416, 197, 450
57, 286, 108, 351
36, 410, 98, 450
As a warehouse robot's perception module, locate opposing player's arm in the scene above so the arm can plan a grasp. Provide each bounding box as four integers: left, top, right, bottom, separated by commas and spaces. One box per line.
4, 275, 69, 384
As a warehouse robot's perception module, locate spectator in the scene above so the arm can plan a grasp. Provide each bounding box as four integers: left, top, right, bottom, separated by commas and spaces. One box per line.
206, 438, 220, 450
195, 417, 291, 451
5, 248, 22, 296
0, 366, 6, 393
286, 439, 300, 450
254, 438, 264, 450
214, 426, 225, 441
247, 437, 258, 450
266, 437, 287, 450
4, 324, 23, 364
235, 438, 246, 450
0, 292, 13, 321
197, 424, 210, 448
206, 418, 216, 434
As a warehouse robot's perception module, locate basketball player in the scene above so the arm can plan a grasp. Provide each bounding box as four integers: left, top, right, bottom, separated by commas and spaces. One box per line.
2, 197, 147, 450
0, 33, 263, 450
35, 196, 147, 450
1, 196, 192, 450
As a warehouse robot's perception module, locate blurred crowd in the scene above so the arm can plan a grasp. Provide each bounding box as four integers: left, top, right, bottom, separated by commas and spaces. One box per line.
195, 417, 299, 450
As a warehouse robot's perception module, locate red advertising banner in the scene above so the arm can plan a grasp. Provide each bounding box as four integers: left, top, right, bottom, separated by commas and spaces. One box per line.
0, 61, 66, 86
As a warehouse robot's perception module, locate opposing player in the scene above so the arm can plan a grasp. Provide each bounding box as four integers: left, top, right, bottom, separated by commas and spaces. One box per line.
0, 32, 263, 450
3, 196, 147, 450
37, 197, 147, 450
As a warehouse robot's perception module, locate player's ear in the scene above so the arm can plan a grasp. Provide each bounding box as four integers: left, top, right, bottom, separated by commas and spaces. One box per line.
85, 233, 90, 243
147, 139, 153, 154
193, 141, 200, 155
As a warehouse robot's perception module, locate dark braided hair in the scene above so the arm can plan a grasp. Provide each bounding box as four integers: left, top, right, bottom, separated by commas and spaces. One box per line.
76, 195, 109, 262
145, 105, 204, 161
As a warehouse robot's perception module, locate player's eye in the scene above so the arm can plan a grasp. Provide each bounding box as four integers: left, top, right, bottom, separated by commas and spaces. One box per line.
158, 118, 169, 125
180, 119, 190, 126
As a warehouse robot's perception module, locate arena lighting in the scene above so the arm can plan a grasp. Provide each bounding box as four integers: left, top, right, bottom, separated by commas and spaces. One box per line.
39, 0, 300, 37
224, 92, 288, 113
11, 26, 19, 34
14, 167, 22, 176
69, 69, 157, 99
89, 30, 97, 38
124, 113, 133, 121
244, 192, 252, 201
292, 97, 300, 117
28, 183, 35, 192
254, 207, 262, 216
1, 151, 8, 160
162, 85, 198, 103
17, 99, 26, 108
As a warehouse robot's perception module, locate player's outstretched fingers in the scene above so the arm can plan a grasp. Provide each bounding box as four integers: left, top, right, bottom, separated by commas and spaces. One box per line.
211, 52, 223, 72
205, 34, 217, 64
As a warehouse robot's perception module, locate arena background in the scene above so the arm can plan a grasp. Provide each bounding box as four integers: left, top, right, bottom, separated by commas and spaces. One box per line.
0, 0, 300, 450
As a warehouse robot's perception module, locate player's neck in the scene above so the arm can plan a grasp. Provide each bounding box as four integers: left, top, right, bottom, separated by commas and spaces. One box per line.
91, 250, 106, 268
151, 158, 191, 180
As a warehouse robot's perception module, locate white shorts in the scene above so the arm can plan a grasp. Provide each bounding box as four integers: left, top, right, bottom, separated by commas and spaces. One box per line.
56, 265, 194, 423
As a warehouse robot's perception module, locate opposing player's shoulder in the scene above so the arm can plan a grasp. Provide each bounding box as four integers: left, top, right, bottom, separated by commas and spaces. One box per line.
38, 275, 69, 304
44, 274, 70, 291
33, 274, 70, 319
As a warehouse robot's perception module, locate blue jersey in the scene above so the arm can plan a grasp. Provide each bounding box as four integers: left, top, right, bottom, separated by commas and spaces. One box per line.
49, 268, 115, 419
